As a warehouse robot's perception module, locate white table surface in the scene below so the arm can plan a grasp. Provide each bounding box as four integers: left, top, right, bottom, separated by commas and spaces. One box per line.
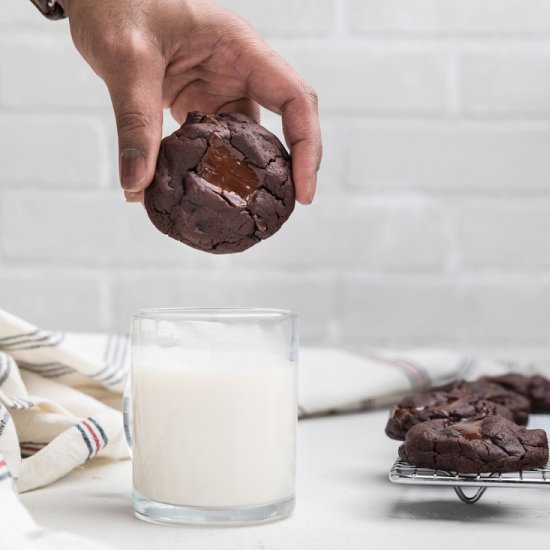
21, 410, 550, 549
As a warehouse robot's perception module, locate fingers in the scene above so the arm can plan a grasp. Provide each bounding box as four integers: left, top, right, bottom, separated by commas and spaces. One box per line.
280, 91, 321, 204
244, 50, 322, 204
217, 98, 260, 122
103, 57, 164, 194
165, 76, 260, 124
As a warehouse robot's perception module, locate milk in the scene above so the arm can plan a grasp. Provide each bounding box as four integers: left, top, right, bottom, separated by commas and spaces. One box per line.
131, 346, 297, 508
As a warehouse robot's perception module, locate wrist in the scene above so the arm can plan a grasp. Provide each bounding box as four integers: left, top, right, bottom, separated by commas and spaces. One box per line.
58, 0, 72, 16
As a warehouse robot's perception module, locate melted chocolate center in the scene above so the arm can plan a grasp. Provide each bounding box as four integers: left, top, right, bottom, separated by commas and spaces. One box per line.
197, 134, 259, 204
445, 419, 485, 441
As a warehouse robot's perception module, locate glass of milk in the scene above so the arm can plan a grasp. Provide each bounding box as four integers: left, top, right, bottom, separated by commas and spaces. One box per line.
124, 307, 298, 525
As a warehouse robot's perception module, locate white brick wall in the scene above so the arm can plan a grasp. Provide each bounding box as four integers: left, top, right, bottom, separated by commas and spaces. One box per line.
349, 0, 550, 34
239, 195, 450, 270
216, 0, 335, 36
0, 115, 108, 188
458, 199, 550, 266
339, 274, 550, 346
460, 45, 550, 116
109, 270, 335, 342
0, 31, 110, 109
274, 43, 449, 114
3, 0, 550, 351
0, 269, 104, 331
0, 191, 208, 265
348, 122, 550, 192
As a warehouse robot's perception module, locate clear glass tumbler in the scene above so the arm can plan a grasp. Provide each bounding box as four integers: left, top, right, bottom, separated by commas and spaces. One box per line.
124, 308, 298, 525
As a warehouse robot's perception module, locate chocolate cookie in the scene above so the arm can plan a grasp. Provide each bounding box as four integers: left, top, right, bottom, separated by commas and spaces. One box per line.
385, 389, 514, 441
145, 112, 295, 254
434, 379, 531, 425
481, 374, 550, 414
398, 416, 548, 473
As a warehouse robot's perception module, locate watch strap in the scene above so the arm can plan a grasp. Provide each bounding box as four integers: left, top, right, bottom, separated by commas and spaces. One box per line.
29, 0, 67, 20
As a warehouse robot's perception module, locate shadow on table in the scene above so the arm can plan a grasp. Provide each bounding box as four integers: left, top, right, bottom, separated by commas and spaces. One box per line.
388, 499, 509, 523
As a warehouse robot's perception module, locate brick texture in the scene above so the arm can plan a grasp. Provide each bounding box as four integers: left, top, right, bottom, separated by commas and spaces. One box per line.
110, 270, 335, 344
350, 0, 550, 33
0, 32, 111, 109
0, 191, 213, 265
460, 47, 550, 116
458, 199, 550, 266
0, 270, 104, 332
348, 122, 550, 192
216, 0, 335, 35
339, 275, 550, 346
239, 195, 450, 269
0, 115, 108, 188
276, 44, 448, 113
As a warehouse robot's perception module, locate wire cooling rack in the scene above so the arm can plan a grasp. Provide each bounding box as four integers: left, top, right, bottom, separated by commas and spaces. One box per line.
389, 415, 550, 504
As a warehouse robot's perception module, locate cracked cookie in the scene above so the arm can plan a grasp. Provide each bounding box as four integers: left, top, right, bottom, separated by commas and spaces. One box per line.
398, 415, 548, 473
434, 379, 531, 425
480, 373, 550, 414
144, 111, 295, 254
385, 389, 514, 441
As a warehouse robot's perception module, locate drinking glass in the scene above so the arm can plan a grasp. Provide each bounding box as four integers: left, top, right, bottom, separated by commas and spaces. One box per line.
123, 307, 298, 525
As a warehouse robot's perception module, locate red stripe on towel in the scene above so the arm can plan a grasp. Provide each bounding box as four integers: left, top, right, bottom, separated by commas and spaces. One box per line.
82, 420, 101, 454
360, 351, 428, 389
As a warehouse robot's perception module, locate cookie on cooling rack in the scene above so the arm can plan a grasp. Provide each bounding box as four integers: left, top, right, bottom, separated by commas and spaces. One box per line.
480, 374, 550, 414
434, 379, 531, 425
385, 388, 514, 441
398, 415, 548, 474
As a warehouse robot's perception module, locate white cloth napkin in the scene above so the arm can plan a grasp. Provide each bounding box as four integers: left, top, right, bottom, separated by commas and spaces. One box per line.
1, 306, 548, 547
0, 309, 128, 549
0, 309, 128, 493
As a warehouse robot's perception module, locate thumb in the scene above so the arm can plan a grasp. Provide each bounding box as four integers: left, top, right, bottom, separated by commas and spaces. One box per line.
105, 65, 164, 193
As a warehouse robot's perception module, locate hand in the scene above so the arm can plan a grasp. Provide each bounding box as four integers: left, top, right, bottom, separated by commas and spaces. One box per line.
62, 0, 322, 205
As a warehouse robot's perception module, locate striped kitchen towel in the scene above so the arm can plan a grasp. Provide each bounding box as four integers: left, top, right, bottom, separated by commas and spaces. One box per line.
0, 309, 128, 495
296, 347, 536, 417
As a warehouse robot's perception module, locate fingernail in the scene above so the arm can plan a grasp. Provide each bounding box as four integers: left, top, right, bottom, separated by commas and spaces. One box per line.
307, 173, 317, 204
120, 149, 147, 190
124, 190, 141, 203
